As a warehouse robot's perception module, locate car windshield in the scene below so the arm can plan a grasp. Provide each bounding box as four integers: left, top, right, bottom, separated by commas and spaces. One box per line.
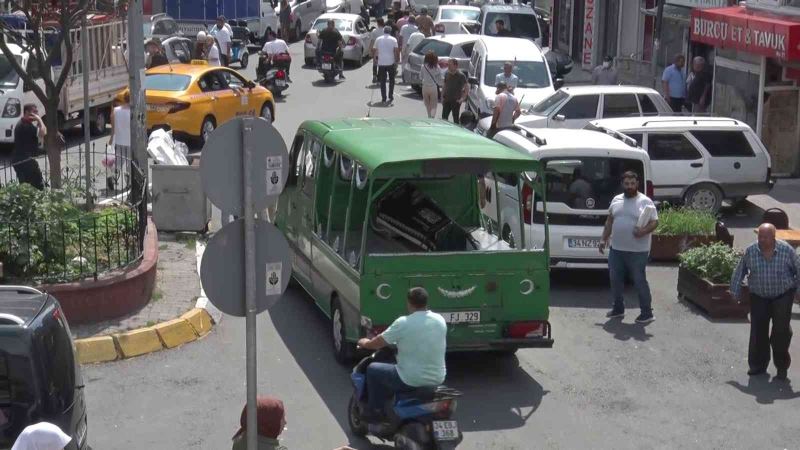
0, 55, 21, 89
441, 8, 480, 21
411, 0, 439, 9
144, 73, 192, 91
484, 60, 549, 88
313, 19, 353, 32
413, 39, 453, 57
530, 90, 568, 114
484, 12, 540, 40
541, 157, 644, 210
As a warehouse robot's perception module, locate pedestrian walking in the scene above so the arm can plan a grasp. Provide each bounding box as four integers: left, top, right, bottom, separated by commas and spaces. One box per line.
11, 422, 71, 450
396, 9, 411, 29
399, 15, 418, 56
211, 16, 233, 66
372, 25, 399, 103
415, 7, 435, 37
599, 171, 658, 323
730, 223, 799, 381
592, 55, 618, 85
12, 103, 45, 190
441, 58, 467, 123
369, 18, 385, 83
205, 35, 221, 66
661, 53, 686, 113
494, 61, 518, 91
687, 56, 711, 113
488, 81, 520, 136
420, 51, 442, 118
108, 92, 131, 191
279, 0, 292, 41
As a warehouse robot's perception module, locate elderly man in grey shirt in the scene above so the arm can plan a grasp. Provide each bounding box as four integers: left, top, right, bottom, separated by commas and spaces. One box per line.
592, 55, 618, 85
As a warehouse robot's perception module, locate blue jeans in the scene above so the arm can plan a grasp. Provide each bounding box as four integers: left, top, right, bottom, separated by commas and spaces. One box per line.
366, 362, 412, 414
608, 248, 652, 314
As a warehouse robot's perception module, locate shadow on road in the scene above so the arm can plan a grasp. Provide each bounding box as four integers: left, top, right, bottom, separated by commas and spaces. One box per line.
595, 318, 653, 342
726, 376, 800, 404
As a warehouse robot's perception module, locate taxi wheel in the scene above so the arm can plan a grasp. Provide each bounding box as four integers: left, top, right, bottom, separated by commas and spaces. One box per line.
200, 116, 216, 146
260, 102, 274, 123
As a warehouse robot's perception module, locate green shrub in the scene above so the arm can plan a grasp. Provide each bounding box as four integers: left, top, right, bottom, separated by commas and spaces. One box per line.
655, 206, 716, 236
678, 242, 742, 284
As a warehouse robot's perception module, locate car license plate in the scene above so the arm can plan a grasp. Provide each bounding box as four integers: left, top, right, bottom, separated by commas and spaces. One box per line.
276, 79, 286, 87
322, 63, 332, 70
442, 311, 480, 324
433, 420, 459, 441
568, 238, 600, 249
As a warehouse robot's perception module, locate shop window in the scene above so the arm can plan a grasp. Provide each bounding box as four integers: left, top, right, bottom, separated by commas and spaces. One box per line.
602, 94, 640, 118
556, 95, 599, 120
647, 134, 702, 161
287, 134, 305, 187
690, 131, 755, 158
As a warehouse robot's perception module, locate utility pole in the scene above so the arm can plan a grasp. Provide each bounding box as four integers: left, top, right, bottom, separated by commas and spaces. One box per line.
81, 16, 93, 208
127, 0, 147, 233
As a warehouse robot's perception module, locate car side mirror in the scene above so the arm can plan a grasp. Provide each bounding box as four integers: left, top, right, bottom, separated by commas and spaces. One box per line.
553, 114, 566, 122
553, 78, 564, 90
468, 76, 478, 85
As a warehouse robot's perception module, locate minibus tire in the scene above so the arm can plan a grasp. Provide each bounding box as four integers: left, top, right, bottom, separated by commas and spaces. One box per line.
332, 298, 356, 364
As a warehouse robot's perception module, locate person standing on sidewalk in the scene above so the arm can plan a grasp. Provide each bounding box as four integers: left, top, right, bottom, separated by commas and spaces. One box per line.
687, 56, 711, 113
12, 104, 45, 190
108, 92, 131, 191
212, 16, 233, 67
730, 223, 799, 381
372, 26, 400, 103
661, 54, 686, 113
592, 55, 618, 85
599, 171, 658, 323
441, 58, 467, 123
420, 51, 442, 118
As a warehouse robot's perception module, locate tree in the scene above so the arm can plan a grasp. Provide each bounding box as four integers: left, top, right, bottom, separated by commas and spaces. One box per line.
0, 0, 90, 188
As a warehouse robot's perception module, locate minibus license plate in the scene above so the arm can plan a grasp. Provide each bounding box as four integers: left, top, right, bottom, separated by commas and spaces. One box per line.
322, 63, 332, 70
443, 311, 480, 324
568, 238, 600, 249
433, 420, 459, 441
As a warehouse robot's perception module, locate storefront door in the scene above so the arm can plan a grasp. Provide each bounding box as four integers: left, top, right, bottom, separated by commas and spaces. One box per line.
761, 87, 800, 176
712, 57, 760, 131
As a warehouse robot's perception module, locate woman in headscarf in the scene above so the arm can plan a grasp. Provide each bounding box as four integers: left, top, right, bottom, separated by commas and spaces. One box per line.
11, 422, 72, 450
194, 31, 209, 60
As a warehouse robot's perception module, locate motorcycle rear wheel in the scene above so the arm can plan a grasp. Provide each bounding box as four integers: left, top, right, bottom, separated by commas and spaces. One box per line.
394, 423, 428, 450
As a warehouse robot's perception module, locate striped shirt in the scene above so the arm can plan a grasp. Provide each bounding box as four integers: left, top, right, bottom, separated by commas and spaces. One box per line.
730, 240, 799, 299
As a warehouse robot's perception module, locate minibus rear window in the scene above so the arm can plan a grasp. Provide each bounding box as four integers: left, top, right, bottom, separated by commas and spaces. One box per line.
542, 157, 645, 210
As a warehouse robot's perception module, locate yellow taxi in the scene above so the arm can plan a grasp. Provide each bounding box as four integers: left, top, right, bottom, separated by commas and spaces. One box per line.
122, 61, 275, 145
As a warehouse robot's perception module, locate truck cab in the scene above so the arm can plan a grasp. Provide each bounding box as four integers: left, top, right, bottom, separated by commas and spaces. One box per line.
0, 44, 43, 144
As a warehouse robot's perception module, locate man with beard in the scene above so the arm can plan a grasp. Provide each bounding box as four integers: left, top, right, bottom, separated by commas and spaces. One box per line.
599, 171, 658, 323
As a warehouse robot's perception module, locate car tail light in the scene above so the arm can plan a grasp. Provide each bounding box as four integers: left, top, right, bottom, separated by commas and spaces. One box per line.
522, 183, 533, 224
166, 101, 190, 113
646, 180, 654, 198
766, 167, 772, 183
507, 320, 546, 339
347, 36, 358, 46
432, 399, 455, 418
276, 70, 286, 79
434, 24, 445, 33
323, 54, 334, 62
305, 34, 312, 43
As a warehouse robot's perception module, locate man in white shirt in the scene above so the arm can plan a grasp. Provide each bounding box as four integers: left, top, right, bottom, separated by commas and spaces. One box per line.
405, 29, 425, 67
210, 16, 232, 66
372, 26, 400, 103
369, 18, 386, 83
599, 171, 659, 323
494, 61, 518, 91
399, 16, 418, 53
261, 30, 292, 80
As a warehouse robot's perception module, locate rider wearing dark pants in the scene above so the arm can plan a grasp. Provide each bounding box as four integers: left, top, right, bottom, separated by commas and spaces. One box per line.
317, 19, 346, 80
357, 287, 447, 423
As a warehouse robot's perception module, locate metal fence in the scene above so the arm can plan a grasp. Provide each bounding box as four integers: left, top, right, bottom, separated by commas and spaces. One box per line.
0, 145, 147, 283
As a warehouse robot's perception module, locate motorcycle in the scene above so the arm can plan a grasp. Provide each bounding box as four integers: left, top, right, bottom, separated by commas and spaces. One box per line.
256, 53, 290, 97
348, 348, 463, 450
318, 51, 339, 84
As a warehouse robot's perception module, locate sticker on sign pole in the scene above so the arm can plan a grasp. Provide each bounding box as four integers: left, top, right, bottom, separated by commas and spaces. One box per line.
267, 156, 283, 196
265, 262, 282, 296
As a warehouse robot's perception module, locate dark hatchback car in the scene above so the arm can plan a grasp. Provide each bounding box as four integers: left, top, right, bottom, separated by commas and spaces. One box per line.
0, 286, 87, 450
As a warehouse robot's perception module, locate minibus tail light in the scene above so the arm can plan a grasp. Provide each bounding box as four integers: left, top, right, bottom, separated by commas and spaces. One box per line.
646, 180, 654, 198
522, 184, 533, 224
507, 320, 546, 338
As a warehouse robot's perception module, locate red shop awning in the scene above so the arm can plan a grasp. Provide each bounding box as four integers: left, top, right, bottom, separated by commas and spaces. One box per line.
691, 6, 800, 61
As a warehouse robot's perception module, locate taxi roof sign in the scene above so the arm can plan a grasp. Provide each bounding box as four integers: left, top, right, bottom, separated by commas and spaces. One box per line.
190, 59, 208, 65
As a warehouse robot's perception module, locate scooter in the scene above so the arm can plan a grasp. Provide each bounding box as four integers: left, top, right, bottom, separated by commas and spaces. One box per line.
348, 348, 463, 449
318, 51, 339, 84
256, 54, 290, 97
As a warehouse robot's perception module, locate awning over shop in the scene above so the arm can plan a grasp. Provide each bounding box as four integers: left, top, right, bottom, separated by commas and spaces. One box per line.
691, 6, 800, 60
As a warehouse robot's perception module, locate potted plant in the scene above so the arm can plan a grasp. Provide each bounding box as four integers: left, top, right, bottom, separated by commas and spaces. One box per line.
677, 243, 749, 319
651, 206, 720, 261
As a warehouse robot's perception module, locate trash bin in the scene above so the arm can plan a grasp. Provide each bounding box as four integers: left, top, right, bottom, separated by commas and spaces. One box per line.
151, 164, 211, 232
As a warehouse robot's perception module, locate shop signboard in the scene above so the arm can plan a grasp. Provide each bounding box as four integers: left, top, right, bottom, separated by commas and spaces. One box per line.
691, 6, 800, 60
582, 0, 597, 66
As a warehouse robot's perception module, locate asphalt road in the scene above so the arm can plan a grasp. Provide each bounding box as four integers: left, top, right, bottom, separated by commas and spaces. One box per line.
81, 41, 800, 450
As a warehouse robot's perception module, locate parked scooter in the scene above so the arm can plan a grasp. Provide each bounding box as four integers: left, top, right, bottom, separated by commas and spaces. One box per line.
256, 53, 291, 97
348, 348, 463, 449
318, 51, 339, 84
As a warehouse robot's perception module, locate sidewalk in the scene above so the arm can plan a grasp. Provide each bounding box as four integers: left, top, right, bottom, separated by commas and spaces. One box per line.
746, 178, 800, 228
72, 232, 201, 339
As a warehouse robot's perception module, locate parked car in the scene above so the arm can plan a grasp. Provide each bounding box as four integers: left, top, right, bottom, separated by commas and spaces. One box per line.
304, 13, 373, 66
481, 127, 653, 269
0, 286, 88, 449
326, 0, 363, 13
466, 36, 554, 117
276, 0, 327, 41
403, 34, 478, 93
143, 13, 183, 41
475, 85, 672, 133
477, 4, 542, 47
588, 117, 774, 212
433, 5, 481, 34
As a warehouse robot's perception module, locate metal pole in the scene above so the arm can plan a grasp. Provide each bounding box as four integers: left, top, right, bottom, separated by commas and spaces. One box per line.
128, 0, 148, 222
81, 17, 93, 208
242, 117, 258, 450
650, 0, 665, 90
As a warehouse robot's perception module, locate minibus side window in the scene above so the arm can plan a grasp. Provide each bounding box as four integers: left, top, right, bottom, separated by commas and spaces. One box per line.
287, 133, 305, 187
302, 138, 321, 198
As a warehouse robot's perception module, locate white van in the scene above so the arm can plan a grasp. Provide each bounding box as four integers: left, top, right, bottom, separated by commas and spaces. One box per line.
466, 36, 554, 118
480, 126, 653, 269
588, 117, 774, 212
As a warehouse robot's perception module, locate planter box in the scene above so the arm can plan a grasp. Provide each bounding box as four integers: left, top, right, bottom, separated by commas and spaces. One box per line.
651, 234, 720, 262
677, 266, 750, 319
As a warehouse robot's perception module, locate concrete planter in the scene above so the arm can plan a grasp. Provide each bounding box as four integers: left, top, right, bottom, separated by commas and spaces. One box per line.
651, 234, 721, 262
677, 266, 749, 319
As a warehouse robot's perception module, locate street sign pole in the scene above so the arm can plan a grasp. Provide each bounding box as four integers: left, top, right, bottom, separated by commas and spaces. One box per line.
81, 16, 92, 209
242, 118, 258, 450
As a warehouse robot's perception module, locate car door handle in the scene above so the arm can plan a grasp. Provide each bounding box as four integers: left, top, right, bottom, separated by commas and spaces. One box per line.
690, 162, 703, 168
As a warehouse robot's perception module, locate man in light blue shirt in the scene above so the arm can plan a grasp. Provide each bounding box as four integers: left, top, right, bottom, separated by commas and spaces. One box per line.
357, 287, 447, 422
661, 53, 686, 113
